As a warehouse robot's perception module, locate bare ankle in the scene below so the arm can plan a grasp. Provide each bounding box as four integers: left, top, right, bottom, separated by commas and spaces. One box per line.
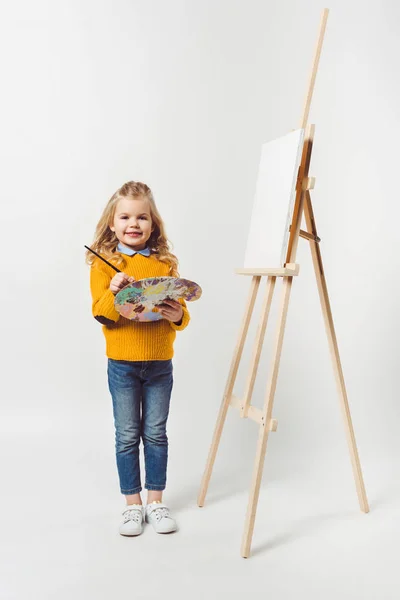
146, 491, 163, 504
147, 494, 162, 504
125, 493, 142, 506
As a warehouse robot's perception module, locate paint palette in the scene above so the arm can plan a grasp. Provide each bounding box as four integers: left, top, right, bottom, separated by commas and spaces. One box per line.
114, 276, 202, 322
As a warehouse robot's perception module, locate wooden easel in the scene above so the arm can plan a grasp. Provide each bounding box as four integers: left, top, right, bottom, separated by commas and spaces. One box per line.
197, 8, 369, 558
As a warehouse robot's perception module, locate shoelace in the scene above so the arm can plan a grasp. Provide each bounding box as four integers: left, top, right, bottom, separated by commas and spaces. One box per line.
123, 508, 143, 524
150, 507, 170, 522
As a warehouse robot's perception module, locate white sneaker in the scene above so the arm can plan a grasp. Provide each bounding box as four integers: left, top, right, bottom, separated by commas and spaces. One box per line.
145, 502, 177, 533
119, 504, 145, 536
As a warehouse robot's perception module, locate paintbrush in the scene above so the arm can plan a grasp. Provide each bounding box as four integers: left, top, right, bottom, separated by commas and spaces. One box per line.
84, 245, 122, 273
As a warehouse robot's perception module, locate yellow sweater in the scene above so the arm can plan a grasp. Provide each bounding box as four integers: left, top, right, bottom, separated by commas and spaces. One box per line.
90, 253, 190, 361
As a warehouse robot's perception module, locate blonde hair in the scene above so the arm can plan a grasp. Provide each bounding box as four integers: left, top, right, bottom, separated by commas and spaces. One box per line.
85, 181, 179, 276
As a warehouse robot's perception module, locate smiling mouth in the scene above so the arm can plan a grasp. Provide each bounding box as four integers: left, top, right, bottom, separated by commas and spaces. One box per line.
126, 232, 141, 236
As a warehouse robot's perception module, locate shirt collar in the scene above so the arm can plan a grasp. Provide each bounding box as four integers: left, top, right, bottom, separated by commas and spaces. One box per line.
117, 242, 151, 257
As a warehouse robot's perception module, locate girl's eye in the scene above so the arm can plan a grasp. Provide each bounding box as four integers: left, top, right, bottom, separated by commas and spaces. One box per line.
139, 216, 147, 220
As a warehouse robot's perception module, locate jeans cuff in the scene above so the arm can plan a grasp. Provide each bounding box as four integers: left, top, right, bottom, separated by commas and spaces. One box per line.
121, 486, 142, 495
145, 484, 166, 491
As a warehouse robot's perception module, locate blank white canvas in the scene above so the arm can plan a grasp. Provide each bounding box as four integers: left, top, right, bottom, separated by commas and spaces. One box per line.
244, 129, 305, 268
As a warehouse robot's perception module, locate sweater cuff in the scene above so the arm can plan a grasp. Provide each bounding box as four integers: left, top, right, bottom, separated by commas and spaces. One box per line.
93, 289, 120, 323
169, 306, 190, 332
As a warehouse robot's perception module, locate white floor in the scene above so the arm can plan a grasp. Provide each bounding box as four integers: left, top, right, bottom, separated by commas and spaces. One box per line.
1, 430, 398, 600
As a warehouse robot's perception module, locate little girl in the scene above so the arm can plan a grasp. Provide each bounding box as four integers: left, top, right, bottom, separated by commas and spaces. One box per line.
86, 181, 190, 537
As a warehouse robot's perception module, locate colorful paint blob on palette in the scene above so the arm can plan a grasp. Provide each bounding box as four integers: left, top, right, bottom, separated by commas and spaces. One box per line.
114, 276, 202, 322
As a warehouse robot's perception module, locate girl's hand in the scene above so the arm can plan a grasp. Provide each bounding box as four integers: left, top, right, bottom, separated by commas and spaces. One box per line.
157, 299, 183, 323
110, 273, 135, 295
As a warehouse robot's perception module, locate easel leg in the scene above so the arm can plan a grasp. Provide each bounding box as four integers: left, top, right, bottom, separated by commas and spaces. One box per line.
303, 191, 369, 513
241, 277, 294, 558
242, 277, 276, 417
197, 276, 261, 507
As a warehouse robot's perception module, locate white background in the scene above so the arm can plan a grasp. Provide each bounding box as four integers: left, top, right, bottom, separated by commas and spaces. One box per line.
1, 1, 399, 598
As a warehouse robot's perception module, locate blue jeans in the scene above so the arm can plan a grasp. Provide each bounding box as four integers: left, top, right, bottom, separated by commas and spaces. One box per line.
107, 358, 173, 495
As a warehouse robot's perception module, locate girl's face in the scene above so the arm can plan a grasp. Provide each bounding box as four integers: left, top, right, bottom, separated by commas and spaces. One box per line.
110, 195, 153, 250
